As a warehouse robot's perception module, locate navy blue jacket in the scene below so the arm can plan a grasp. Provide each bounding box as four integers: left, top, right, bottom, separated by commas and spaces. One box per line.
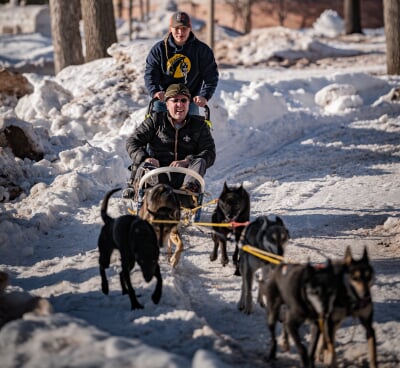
144, 32, 219, 101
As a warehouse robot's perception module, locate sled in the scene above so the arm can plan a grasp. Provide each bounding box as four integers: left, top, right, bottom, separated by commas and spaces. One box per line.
128, 98, 212, 222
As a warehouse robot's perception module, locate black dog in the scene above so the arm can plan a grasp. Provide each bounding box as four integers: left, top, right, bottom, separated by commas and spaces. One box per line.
210, 182, 250, 266
314, 246, 377, 367
98, 188, 162, 310
237, 215, 290, 314
265, 260, 337, 368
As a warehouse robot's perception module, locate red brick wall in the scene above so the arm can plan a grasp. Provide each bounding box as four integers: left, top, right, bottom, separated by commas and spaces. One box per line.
179, 0, 383, 32
113, 0, 383, 33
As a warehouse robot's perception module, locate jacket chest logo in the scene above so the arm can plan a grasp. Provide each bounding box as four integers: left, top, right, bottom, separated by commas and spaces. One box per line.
183, 135, 191, 143
167, 54, 191, 79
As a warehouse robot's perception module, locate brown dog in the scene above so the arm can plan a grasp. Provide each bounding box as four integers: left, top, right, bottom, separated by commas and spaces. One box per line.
139, 183, 183, 267
265, 261, 337, 368
314, 246, 377, 368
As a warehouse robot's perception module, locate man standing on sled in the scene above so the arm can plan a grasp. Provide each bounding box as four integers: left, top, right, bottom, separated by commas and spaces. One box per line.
124, 83, 215, 199
144, 11, 219, 115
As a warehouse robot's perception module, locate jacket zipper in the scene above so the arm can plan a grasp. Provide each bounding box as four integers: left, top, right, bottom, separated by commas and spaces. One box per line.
174, 129, 178, 161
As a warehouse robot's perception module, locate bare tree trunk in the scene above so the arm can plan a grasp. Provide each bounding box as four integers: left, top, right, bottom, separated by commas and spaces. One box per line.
49, 0, 83, 74
344, 0, 362, 34
277, 0, 286, 26
243, 0, 252, 34
224, 0, 242, 29
115, 0, 123, 18
384, 0, 400, 74
139, 0, 144, 21
207, 0, 215, 49
129, 0, 133, 41
81, 0, 117, 62
146, 0, 150, 21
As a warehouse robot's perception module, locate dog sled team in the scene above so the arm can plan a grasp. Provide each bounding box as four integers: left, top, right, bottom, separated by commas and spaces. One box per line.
0, 11, 378, 368
99, 180, 377, 368
100, 80, 377, 367
96, 11, 377, 368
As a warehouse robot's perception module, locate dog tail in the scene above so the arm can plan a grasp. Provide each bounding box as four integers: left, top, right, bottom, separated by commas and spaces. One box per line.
101, 188, 122, 224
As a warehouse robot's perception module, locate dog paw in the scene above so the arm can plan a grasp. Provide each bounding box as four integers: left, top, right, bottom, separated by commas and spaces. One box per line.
101, 283, 109, 295
221, 257, 229, 267
281, 340, 290, 352
171, 260, 178, 268
267, 348, 277, 361
170, 254, 180, 267
209, 253, 217, 262
239, 304, 252, 315
152, 291, 162, 304
232, 253, 239, 266
257, 294, 267, 308
131, 302, 144, 310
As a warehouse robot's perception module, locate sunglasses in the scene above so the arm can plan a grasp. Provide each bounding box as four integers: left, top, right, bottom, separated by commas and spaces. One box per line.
168, 98, 189, 103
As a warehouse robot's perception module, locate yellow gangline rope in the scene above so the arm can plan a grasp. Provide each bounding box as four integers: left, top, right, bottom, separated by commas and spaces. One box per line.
128, 207, 286, 265
185, 198, 218, 214
127, 210, 240, 228
149, 219, 234, 227
241, 245, 286, 265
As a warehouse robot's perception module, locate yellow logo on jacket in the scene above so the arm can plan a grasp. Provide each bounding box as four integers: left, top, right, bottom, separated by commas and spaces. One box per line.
167, 54, 191, 79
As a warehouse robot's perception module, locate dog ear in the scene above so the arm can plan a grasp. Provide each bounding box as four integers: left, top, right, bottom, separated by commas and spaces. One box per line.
305, 260, 315, 278
260, 216, 269, 229
344, 246, 353, 265
223, 181, 229, 192
239, 183, 247, 196
147, 208, 158, 217
362, 246, 369, 261
260, 216, 270, 226
325, 258, 333, 270
254, 217, 268, 245
275, 216, 284, 226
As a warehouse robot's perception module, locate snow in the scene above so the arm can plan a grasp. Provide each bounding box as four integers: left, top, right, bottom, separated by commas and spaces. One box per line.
313, 10, 344, 38
1, 6, 400, 368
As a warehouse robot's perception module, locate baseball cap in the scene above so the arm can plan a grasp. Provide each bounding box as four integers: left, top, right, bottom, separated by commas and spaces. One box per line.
165, 83, 191, 99
170, 11, 191, 28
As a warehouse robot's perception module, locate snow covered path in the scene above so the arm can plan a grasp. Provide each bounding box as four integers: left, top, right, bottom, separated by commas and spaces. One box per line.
5, 103, 400, 367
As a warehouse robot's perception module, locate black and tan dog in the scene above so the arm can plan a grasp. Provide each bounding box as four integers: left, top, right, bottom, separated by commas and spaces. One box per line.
265, 260, 337, 368
138, 183, 183, 267
314, 246, 377, 368
210, 182, 250, 266
237, 215, 290, 314
98, 188, 162, 310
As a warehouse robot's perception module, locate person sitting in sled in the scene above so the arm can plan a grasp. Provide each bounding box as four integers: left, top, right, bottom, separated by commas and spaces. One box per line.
144, 11, 219, 115
123, 83, 216, 199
